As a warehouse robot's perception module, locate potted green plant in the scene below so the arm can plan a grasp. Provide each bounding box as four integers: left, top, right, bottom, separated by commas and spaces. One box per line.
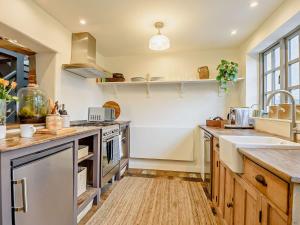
216, 59, 239, 92
0, 79, 18, 139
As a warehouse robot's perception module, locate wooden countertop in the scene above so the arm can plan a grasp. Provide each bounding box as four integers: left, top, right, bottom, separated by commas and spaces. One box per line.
199, 125, 273, 138
0, 126, 100, 153
199, 125, 300, 183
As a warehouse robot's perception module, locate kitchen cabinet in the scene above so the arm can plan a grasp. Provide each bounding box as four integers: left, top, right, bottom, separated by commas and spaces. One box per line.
232, 174, 261, 225
211, 137, 289, 225
212, 148, 220, 206
261, 196, 288, 225
0, 128, 101, 225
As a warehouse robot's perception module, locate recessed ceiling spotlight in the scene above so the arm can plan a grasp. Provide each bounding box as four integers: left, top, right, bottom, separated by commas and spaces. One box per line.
250, 1, 259, 8
79, 19, 86, 25
231, 30, 237, 36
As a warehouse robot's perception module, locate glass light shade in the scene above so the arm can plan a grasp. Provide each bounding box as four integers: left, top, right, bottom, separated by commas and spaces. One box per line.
149, 34, 170, 51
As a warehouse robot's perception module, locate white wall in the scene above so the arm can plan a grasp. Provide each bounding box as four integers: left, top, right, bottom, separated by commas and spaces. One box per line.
102, 50, 243, 172
104, 49, 241, 80
240, 0, 300, 106
0, 0, 105, 120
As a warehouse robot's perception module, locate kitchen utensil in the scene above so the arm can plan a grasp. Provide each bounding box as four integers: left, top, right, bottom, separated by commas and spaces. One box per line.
61, 115, 70, 128
206, 117, 227, 128
20, 124, 37, 138
268, 105, 279, 119
278, 103, 292, 120
46, 114, 62, 131
131, 77, 146, 82
105, 77, 125, 82
150, 77, 164, 81
36, 127, 76, 135
113, 73, 124, 79
103, 101, 121, 119
225, 107, 252, 128
198, 66, 209, 79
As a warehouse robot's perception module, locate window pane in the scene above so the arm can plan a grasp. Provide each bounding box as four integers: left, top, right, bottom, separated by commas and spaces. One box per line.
274, 94, 281, 105
274, 47, 280, 68
289, 62, 300, 86
266, 52, 272, 72
291, 89, 300, 104
289, 35, 299, 61
265, 73, 272, 92
274, 70, 280, 90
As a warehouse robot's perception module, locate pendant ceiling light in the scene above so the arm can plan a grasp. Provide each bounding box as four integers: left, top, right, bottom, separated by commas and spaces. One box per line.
149, 22, 170, 51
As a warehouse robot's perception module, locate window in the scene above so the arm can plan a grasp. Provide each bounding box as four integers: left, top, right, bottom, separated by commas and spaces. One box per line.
287, 33, 300, 103
261, 27, 300, 108
263, 45, 281, 105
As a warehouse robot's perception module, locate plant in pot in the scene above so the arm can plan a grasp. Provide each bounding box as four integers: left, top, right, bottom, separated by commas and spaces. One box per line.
216, 59, 239, 93
0, 79, 18, 139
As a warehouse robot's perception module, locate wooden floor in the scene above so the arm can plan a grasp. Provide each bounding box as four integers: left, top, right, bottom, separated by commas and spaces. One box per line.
85, 176, 217, 225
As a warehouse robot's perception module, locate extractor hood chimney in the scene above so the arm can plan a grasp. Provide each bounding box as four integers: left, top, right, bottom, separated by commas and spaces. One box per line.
62, 32, 110, 78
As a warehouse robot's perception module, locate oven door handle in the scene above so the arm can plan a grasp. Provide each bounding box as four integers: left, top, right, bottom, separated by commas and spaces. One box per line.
107, 142, 111, 163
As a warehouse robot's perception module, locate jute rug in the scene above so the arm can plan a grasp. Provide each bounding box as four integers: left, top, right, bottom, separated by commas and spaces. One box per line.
86, 177, 217, 225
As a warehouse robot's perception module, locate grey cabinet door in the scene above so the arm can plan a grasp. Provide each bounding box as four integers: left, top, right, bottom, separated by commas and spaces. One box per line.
13, 147, 74, 225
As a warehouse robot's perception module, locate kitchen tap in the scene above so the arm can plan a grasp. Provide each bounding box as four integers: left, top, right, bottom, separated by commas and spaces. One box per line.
266, 90, 299, 142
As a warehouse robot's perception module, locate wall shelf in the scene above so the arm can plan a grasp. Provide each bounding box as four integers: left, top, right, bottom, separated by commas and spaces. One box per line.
98, 78, 244, 98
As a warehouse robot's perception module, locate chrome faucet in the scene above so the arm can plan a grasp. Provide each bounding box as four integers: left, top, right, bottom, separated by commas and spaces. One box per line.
266, 90, 299, 142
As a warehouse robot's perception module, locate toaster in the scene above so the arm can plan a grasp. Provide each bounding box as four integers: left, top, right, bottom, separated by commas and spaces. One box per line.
88, 107, 116, 122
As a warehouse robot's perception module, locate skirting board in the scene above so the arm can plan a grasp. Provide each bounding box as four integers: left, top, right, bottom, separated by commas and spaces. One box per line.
129, 158, 201, 173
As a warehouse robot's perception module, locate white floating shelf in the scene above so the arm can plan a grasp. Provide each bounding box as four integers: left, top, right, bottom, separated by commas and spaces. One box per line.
98, 78, 244, 86
98, 78, 244, 98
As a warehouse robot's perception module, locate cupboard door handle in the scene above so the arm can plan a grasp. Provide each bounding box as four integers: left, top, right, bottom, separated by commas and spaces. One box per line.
13, 178, 28, 213
255, 174, 267, 187
226, 202, 233, 208
216, 143, 220, 148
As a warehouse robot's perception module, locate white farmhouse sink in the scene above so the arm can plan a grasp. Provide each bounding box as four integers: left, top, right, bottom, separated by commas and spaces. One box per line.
219, 135, 300, 173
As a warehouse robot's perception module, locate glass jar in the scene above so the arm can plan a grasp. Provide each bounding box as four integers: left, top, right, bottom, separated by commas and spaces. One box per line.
17, 84, 49, 123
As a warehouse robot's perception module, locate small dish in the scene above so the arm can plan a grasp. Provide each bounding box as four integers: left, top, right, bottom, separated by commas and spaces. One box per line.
131, 77, 146, 82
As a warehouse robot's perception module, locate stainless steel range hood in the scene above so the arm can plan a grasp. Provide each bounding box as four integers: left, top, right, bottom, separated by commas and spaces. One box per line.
62, 32, 111, 78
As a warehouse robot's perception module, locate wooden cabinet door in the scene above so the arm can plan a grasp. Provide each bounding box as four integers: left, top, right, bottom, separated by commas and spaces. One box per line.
218, 162, 226, 218
232, 176, 261, 225
212, 149, 220, 206
224, 169, 234, 225
261, 197, 288, 225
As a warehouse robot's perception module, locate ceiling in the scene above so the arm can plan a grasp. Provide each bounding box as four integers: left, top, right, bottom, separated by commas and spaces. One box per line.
34, 0, 285, 57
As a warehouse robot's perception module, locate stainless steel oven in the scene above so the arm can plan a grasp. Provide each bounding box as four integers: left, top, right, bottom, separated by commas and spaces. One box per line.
101, 125, 120, 178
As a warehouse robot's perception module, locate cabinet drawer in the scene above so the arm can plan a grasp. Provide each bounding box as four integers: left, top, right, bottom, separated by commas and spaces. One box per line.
243, 158, 289, 214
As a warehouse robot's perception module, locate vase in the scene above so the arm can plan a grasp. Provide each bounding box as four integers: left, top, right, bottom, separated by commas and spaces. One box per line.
0, 99, 6, 139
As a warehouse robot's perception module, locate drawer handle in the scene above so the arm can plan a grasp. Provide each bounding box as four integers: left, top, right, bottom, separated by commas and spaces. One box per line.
255, 175, 267, 187
226, 202, 233, 208
216, 143, 220, 148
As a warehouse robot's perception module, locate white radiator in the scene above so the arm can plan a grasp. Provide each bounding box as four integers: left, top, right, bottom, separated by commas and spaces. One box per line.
130, 126, 194, 161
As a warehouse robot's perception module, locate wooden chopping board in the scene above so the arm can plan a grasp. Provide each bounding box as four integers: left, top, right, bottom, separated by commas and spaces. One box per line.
36, 127, 76, 135
103, 101, 121, 119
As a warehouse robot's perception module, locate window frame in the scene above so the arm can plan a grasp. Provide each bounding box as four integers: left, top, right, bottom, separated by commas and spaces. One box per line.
260, 26, 300, 109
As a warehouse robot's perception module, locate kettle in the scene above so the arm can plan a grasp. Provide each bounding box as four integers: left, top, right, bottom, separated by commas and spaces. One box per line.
227, 107, 251, 127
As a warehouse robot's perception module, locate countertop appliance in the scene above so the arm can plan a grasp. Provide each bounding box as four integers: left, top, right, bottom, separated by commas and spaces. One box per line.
203, 131, 212, 200
11, 143, 74, 225
88, 107, 116, 122
225, 107, 253, 129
